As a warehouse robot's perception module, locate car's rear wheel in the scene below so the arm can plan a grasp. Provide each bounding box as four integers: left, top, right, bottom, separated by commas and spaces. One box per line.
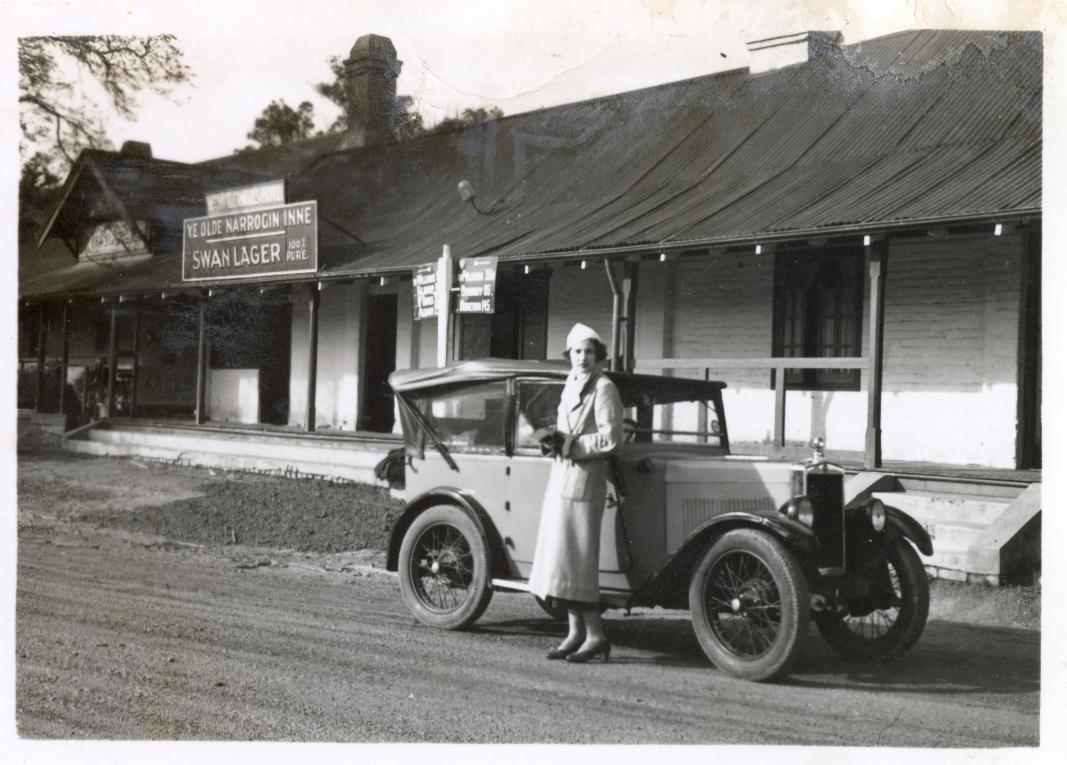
689, 529, 809, 682
398, 505, 493, 629
816, 537, 929, 659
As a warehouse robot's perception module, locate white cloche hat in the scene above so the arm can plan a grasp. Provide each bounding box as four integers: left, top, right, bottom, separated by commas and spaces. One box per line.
566, 322, 602, 350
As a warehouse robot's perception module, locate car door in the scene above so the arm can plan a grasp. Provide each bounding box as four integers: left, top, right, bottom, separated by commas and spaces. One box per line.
506, 378, 631, 579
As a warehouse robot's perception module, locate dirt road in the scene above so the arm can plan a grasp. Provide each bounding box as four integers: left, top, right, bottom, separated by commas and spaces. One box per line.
15, 451, 1041, 745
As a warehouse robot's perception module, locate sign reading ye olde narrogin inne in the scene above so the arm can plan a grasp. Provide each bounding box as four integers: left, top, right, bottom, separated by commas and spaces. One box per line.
182, 200, 318, 282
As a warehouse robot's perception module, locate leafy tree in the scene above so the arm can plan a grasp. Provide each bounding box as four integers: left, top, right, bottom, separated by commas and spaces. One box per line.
241, 100, 317, 150
19, 152, 62, 238
433, 106, 505, 133
18, 35, 192, 176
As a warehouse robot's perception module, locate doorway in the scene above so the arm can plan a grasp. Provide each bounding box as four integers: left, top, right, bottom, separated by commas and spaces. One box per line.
361, 293, 398, 432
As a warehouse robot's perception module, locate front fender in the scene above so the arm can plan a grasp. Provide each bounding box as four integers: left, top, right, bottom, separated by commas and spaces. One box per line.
385, 487, 507, 574
679, 511, 818, 555
885, 506, 934, 556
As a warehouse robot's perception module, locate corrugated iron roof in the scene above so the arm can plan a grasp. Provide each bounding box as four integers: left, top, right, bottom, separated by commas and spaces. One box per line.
22, 28, 1041, 299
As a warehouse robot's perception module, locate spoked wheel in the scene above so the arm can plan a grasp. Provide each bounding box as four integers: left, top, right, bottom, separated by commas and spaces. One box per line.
816, 538, 929, 659
398, 505, 493, 629
689, 529, 809, 682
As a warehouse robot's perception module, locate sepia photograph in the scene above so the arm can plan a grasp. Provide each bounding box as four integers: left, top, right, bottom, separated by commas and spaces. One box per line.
5, 0, 1062, 760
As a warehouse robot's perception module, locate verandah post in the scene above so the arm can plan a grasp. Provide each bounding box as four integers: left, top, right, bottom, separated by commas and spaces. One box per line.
306, 285, 320, 432
59, 300, 70, 420
106, 302, 118, 417
195, 298, 208, 425
865, 239, 888, 469
34, 302, 48, 412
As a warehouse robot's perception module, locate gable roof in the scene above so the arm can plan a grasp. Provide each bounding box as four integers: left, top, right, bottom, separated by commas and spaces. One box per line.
21, 29, 1041, 299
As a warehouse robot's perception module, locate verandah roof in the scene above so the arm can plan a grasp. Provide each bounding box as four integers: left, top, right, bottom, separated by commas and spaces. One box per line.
21, 29, 1041, 300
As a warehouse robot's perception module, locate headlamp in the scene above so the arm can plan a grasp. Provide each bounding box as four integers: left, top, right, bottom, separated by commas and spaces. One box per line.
868, 498, 887, 532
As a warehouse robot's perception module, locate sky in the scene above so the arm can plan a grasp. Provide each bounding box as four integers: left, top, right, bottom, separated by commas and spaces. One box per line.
6, 0, 1050, 164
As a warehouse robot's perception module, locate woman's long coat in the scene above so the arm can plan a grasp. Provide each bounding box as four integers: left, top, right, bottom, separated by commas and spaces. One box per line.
527, 372, 624, 604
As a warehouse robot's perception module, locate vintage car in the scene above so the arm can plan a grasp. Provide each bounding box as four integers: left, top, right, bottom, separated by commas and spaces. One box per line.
385, 359, 932, 681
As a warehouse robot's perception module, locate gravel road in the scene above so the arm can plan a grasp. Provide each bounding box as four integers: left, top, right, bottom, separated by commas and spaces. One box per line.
15, 450, 1041, 745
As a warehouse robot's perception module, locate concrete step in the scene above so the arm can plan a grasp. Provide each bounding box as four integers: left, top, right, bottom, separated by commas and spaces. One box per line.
872, 490, 1009, 526
67, 437, 383, 484
68, 422, 397, 484
895, 476, 1024, 500
926, 520, 984, 549
85, 428, 390, 470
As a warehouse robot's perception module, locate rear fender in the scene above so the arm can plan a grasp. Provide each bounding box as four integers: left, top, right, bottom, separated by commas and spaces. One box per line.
386, 488, 507, 575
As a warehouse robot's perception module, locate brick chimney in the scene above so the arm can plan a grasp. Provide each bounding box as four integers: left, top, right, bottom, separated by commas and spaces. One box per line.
340, 34, 402, 149
745, 31, 842, 74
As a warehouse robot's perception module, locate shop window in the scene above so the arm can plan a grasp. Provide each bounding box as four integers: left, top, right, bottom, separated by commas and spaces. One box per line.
772, 248, 863, 390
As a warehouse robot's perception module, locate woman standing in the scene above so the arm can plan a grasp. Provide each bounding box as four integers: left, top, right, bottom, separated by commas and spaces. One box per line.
528, 323, 624, 663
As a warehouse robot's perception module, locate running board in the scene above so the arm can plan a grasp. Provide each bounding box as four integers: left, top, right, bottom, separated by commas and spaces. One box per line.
491, 578, 633, 608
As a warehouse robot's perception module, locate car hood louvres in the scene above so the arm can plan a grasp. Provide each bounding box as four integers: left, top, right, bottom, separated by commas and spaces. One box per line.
681, 497, 776, 535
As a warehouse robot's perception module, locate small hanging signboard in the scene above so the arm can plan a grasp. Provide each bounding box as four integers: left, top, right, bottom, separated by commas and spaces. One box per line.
456, 256, 498, 314
413, 262, 438, 320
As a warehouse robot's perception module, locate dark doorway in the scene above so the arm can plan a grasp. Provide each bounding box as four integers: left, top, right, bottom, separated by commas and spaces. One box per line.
361, 293, 398, 432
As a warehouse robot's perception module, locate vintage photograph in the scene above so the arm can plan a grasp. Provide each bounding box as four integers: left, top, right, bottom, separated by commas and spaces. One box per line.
7, 0, 1058, 757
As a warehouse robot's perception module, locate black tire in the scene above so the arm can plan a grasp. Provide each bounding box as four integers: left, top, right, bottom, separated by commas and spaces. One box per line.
689, 529, 810, 682
815, 538, 929, 659
398, 505, 493, 630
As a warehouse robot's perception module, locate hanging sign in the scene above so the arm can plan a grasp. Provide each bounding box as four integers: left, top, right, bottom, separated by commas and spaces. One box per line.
182, 201, 318, 282
456, 255, 498, 314
413, 262, 438, 320
205, 180, 286, 215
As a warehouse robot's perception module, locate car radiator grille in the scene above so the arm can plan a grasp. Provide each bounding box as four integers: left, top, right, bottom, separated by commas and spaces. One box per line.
681, 497, 776, 536
807, 473, 845, 569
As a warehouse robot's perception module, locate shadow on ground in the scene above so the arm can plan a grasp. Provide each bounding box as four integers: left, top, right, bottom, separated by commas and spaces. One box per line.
472, 612, 1040, 695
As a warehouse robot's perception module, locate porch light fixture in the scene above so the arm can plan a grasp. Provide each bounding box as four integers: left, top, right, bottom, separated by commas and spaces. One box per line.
523, 264, 530, 275
659, 252, 667, 262
580, 260, 588, 270
994, 223, 1003, 236
456, 179, 497, 215
863, 234, 872, 247
754, 244, 762, 255
379, 276, 386, 286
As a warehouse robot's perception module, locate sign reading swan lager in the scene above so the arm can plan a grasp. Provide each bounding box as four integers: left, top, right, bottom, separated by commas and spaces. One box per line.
182, 200, 317, 282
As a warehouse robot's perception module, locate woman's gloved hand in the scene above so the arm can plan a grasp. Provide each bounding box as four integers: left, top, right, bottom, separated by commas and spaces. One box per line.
533, 426, 567, 457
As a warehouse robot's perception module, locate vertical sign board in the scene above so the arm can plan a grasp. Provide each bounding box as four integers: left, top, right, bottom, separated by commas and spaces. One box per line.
182, 201, 318, 282
456, 256, 499, 314
413, 262, 438, 320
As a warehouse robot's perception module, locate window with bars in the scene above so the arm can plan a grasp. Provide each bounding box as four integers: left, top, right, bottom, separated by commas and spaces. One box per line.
772, 248, 863, 390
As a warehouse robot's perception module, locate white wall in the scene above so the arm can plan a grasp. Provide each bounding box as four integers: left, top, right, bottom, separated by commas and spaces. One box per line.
207, 369, 259, 423
289, 283, 365, 430
628, 234, 1024, 468
546, 263, 614, 354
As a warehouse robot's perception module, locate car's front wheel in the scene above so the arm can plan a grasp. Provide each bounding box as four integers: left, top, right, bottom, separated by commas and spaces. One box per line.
815, 537, 929, 659
689, 528, 810, 682
398, 505, 493, 629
